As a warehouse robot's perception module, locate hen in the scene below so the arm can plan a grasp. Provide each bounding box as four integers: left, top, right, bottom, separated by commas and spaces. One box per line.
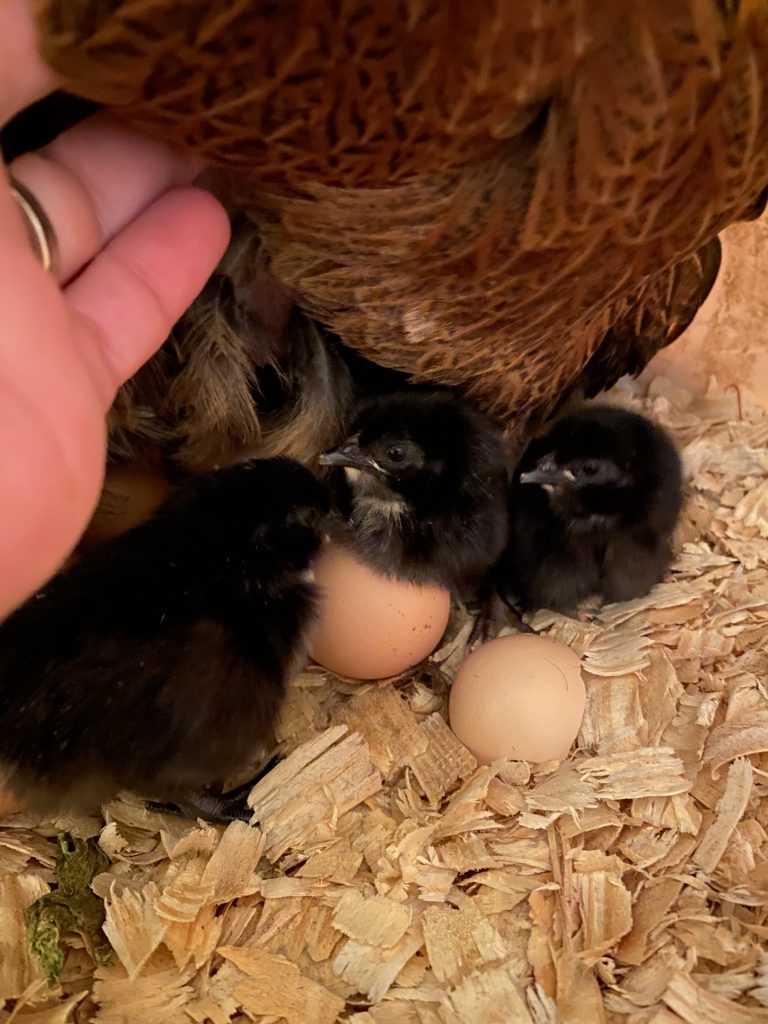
19, 1, 768, 466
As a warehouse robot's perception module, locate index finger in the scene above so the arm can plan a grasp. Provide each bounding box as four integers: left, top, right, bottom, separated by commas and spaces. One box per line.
0, 0, 55, 123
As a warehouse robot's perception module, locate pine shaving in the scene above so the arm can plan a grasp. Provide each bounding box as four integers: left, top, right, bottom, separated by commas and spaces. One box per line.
2, 372, 768, 1019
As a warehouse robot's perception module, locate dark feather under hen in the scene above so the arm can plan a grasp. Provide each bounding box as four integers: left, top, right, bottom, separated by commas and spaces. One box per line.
0, 458, 330, 819
495, 406, 683, 614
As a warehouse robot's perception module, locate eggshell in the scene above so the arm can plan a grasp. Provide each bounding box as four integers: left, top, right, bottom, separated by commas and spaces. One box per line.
449, 634, 585, 764
309, 544, 451, 680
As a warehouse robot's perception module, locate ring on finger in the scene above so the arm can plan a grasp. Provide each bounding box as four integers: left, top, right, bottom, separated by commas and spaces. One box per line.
9, 177, 59, 277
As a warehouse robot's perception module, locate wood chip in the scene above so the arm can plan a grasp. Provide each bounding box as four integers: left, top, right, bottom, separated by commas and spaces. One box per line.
248, 725, 382, 860
163, 904, 223, 970
298, 837, 364, 882
200, 820, 264, 903
4, 993, 87, 1023
554, 952, 606, 1024
615, 878, 683, 966
333, 928, 425, 1002
693, 757, 753, 872
0, 872, 49, 998
704, 710, 768, 774
577, 748, 690, 800
446, 963, 533, 1023
91, 959, 195, 1022
9, 370, 768, 1021
422, 900, 507, 984
573, 851, 633, 957
332, 890, 412, 948
184, 995, 233, 1024
409, 713, 477, 804
662, 970, 768, 1023
218, 945, 345, 1024
334, 685, 428, 780
102, 881, 168, 980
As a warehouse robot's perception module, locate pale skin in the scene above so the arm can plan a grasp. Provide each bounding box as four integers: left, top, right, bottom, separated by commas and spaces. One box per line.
0, 0, 231, 620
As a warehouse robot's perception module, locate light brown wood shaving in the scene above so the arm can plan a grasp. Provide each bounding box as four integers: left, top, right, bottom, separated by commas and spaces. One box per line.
90, 956, 195, 1023
218, 945, 345, 1024
409, 713, 477, 805
247, 725, 383, 860
331, 891, 412, 949
102, 882, 168, 981
573, 850, 633, 958
0, 874, 49, 999
1, 992, 87, 1023
693, 757, 754, 873
661, 970, 768, 1022
333, 927, 425, 1002
3, 374, 768, 1021
333, 686, 428, 781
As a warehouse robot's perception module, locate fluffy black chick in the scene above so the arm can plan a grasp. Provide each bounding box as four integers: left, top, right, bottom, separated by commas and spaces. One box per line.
0, 458, 330, 822
319, 387, 509, 598
495, 406, 683, 614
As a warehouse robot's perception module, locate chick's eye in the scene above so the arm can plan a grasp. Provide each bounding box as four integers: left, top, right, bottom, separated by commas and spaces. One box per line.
300, 507, 321, 530
387, 445, 406, 463
286, 506, 321, 531
580, 460, 601, 478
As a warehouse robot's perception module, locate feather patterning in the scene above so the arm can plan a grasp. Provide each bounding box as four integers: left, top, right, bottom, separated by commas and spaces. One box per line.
30, 0, 768, 464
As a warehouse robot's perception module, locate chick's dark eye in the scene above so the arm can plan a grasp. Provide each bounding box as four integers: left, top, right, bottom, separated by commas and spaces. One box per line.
580, 460, 601, 477
286, 506, 321, 531
301, 507, 321, 530
387, 445, 406, 463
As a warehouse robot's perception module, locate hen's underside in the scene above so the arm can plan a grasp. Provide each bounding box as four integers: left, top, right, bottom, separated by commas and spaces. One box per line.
31, 0, 768, 465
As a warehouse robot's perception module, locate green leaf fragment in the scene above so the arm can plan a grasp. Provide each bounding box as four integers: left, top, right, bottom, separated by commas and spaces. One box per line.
26, 832, 114, 986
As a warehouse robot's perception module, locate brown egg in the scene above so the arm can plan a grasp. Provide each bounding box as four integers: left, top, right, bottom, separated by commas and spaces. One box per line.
309, 544, 451, 680
81, 464, 171, 548
449, 634, 586, 764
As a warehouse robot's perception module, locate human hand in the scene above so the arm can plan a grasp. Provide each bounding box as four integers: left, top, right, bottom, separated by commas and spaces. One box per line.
0, 0, 230, 619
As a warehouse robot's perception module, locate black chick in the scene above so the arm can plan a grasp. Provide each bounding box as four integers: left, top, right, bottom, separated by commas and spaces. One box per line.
0, 458, 330, 822
319, 387, 509, 598
495, 406, 683, 614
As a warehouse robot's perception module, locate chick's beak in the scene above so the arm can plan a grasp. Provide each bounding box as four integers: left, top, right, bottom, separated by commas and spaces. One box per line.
319, 438, 378, 474
520, 457, 574, 487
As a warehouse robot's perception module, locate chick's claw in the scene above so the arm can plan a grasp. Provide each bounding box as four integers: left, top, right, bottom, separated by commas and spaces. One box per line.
147, 782, 254, 825
467, 590, 533, 653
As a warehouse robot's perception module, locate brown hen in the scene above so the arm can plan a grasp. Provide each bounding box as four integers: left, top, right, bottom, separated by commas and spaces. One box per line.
31, 0, 768, 465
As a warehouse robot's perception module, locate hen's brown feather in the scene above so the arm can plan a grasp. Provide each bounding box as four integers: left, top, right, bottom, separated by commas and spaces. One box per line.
34, 0, 768, 451
572, 237, 724, 401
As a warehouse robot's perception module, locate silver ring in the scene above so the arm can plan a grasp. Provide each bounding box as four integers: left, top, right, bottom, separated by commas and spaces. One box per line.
9, 178, 59, 277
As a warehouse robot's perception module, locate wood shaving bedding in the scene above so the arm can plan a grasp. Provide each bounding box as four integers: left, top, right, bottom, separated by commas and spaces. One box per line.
2, 374, 768, 1023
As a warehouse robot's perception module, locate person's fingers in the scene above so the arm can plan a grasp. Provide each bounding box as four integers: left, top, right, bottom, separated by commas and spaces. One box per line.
0, 185, 228, 618
9, 114, 203, 283
0, 0, 55, 122
0, 376, 101, 620
0, 184, 229, 477
0, 225, 104, 618
0, 224, 103, 503
65, 186, 231, 402
0, 2, 230, 615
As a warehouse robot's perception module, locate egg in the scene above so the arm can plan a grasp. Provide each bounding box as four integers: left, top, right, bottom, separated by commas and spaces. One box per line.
309, 544, 451, 680
449, 634, 586, 764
